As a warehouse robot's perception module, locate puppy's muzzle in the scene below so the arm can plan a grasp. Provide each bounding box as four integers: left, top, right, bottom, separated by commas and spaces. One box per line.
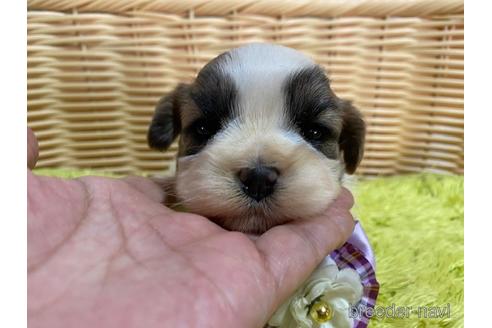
237, 165, 279, 202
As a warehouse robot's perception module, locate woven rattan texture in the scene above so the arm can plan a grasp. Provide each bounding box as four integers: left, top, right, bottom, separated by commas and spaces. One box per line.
27, 1, 464, 176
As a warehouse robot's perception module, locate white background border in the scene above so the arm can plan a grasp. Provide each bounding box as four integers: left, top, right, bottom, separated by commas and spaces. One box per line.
0, 1, 480, 327
1, 1, 27, 327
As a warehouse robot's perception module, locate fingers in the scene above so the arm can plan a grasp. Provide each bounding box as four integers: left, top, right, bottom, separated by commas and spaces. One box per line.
255, 188, 355, 307
27, 127, 39, 170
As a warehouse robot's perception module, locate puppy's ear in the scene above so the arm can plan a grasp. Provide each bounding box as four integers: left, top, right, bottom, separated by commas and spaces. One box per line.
338, 100, 366, 174
147, 84, 188, 151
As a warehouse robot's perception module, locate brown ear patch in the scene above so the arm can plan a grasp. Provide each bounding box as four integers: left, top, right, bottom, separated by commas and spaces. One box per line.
147, 84, 189, 151
338, 100, 366, 174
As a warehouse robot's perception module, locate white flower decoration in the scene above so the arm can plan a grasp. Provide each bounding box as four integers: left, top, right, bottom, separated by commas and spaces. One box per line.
268, 259, 363, 328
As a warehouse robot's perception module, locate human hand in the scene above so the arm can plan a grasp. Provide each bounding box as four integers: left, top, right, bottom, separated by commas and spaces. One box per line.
27, 127, 355, 328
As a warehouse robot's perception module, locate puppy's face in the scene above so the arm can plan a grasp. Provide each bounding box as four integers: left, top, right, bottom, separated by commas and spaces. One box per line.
148, 44, 365, 233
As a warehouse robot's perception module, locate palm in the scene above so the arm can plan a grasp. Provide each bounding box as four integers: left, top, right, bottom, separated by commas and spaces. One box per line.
27, 129, 354, 328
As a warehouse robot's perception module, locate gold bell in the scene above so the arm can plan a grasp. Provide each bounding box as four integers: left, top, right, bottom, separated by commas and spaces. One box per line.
309, 299, 333, 324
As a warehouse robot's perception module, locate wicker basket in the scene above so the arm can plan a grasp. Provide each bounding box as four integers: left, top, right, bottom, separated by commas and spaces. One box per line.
27, 0, 464, 176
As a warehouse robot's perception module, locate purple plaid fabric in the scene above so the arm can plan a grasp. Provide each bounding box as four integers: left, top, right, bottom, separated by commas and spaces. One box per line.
330, 222, 379, 328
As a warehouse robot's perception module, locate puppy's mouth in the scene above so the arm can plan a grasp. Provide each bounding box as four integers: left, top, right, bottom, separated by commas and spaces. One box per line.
174, 142, 340, 234
204, 170, 303, 234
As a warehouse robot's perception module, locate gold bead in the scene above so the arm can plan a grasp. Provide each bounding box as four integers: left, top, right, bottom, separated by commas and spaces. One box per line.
309, 299, 333, 324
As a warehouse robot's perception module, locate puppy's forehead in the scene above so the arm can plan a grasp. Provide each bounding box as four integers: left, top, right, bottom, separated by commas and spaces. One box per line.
192, 45, 315, 119
190, 44, 336, 133
224, 44, 315, 86
222, 44, 315, 117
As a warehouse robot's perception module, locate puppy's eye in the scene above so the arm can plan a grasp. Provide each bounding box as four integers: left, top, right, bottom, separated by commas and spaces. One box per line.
189, 119, 219, 141
195, 123, 211, 136
302, 124, 331, 143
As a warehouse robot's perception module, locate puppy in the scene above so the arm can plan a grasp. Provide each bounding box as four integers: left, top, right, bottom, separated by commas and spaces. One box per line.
148, 43, 365, 234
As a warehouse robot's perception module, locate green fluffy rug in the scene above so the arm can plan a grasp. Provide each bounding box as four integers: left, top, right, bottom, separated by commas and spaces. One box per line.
33, 170, 464, 327
353, 174, 463, 328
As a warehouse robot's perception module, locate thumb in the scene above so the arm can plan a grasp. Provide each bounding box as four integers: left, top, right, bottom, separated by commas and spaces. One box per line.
255, 188, 355, 315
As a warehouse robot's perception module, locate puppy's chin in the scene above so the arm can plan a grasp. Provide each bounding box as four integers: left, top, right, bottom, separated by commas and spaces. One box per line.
207, 214, 292, 234
174, 132, 343, 234
181, 189, 337, 234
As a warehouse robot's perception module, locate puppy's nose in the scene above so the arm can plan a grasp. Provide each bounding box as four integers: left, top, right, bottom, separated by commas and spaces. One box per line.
237, 166, 279, 201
